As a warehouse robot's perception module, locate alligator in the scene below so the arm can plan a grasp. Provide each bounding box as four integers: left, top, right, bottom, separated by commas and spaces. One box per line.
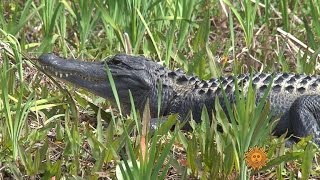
38, 53, 320, 145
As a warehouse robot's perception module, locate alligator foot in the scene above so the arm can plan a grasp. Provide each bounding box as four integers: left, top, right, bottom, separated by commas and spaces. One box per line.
150, 117, 168, 131
288, 95, 320, 145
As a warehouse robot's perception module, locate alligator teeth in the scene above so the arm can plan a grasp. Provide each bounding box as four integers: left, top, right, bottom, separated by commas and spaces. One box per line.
55, 72, 58, 76
65, 74, 69, 77
59, 73, 63, 78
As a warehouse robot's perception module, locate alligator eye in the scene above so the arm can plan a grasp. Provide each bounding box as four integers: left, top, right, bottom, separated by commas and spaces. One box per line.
112, 59, 123, 65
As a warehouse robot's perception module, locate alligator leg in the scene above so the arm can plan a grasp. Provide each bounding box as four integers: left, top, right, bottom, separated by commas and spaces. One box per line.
288, 95, 320, 145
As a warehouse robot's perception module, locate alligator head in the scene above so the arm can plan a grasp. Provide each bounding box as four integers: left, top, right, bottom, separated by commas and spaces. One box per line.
38, 54, 170, 116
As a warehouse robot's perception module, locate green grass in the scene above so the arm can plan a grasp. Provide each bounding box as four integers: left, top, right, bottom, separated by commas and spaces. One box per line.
1, 0, 320, 179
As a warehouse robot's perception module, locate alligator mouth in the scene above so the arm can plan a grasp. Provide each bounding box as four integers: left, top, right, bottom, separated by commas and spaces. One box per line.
39, 64, 105, 82
37, 53, 111, 99
38, 54, 107, 83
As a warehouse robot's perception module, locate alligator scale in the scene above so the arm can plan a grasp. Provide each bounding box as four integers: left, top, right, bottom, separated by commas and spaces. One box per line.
38, 54, 320, 145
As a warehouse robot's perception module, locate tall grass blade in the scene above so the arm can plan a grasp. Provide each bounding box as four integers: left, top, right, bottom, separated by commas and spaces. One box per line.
105, 64, 122, 116
165, 0, 178, 66
280, 0, 289, 31
136, 8, 162, 61
95, 0, 125, 50
177, 0, 196, 49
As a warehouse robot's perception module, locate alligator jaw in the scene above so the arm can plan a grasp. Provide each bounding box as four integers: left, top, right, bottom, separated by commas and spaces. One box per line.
38, 54, 110, 98
38, 54, 154, 113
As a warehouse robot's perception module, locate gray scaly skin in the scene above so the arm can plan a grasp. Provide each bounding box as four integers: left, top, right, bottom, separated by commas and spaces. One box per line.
38, 53, 320, 145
